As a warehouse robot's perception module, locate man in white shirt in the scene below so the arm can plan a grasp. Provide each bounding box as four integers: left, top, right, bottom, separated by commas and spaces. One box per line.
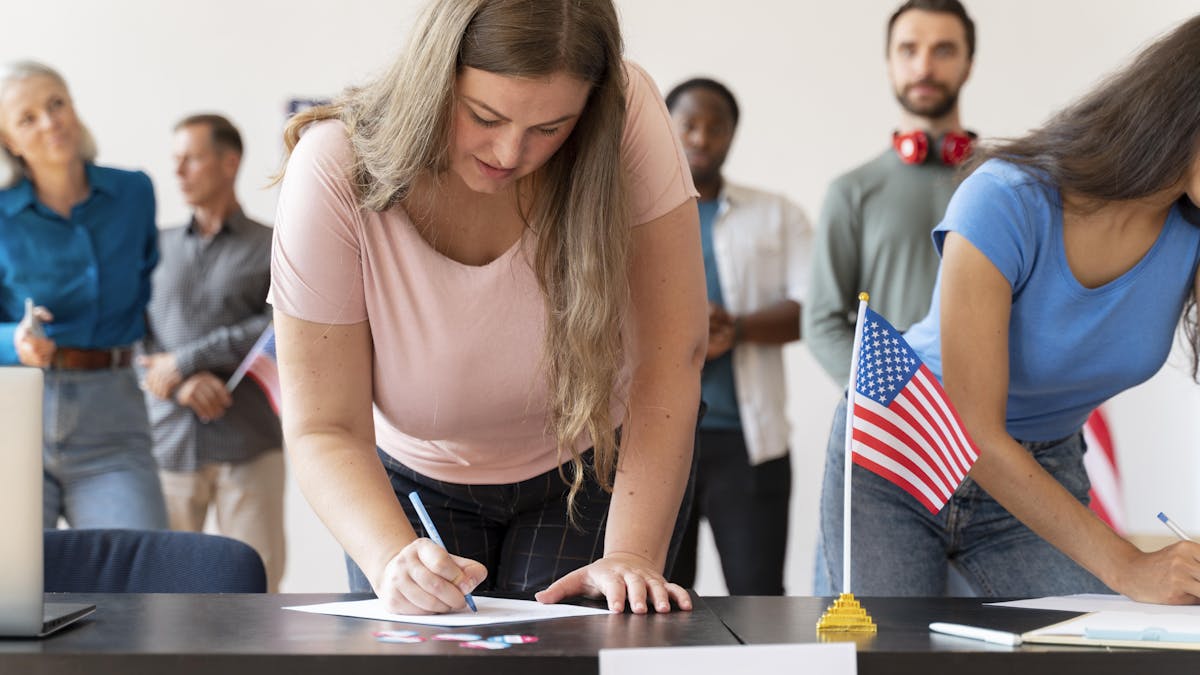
665, 78, 811, 594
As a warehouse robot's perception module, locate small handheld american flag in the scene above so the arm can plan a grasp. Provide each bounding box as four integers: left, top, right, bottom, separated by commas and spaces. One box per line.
226, 324, 280, 415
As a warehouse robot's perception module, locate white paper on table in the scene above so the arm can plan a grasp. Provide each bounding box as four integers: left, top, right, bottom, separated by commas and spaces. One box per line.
283, 596, 612, 627
600, 643, 856, 675
987, 593, 1200, 615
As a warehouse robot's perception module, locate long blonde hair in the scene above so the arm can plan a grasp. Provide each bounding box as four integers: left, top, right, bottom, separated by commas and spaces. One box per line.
0, 61, 98, 189
282, 0, 631, 512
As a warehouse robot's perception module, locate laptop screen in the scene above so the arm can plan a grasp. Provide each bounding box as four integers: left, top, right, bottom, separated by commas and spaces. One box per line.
0, 367, 45, 635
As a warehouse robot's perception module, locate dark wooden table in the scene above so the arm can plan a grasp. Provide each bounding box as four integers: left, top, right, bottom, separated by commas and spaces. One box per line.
706, 596, 1200, 674
10, 593, 1200, 673
0, 593, 737, 675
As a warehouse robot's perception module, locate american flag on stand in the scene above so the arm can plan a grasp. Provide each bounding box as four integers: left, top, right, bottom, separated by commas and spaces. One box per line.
1083, 407, 1125, 534
849, 306, 980, 514
225, 324, 280, 415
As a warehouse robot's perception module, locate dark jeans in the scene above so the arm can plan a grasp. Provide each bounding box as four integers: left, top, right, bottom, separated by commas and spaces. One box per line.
670, 428, 791, 595
347, 435, 699, 595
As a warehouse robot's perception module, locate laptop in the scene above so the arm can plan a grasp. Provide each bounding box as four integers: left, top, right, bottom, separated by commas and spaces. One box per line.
0, 367, 95, 637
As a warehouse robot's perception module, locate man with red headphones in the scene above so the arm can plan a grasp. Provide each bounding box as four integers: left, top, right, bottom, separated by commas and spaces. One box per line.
805, 0, 976, 387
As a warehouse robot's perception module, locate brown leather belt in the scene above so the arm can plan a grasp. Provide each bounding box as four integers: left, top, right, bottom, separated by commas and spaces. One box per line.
50, 347, 133, 370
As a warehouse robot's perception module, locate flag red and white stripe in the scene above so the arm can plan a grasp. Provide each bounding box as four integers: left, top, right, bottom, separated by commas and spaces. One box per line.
1082, 407, 1124, 534
849, 306, 980, 514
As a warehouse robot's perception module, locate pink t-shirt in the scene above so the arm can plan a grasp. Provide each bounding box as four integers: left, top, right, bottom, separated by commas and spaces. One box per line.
270, 61, 697, 484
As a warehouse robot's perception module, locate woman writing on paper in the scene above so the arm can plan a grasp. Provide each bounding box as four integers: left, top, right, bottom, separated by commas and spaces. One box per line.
271, 0, 706, 615
818, 14, 1200, 602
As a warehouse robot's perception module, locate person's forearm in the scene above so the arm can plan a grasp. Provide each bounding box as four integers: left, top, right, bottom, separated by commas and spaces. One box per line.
736, 300, 800, 345
604, 370, 699, 569
604, 396, 700, 564
288, 430, 419, 586
174, 312, 272, 376
969, 434, 1140, 588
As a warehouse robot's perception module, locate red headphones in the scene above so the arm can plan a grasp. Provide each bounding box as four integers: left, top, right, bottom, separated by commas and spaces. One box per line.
892, 130, 976, 166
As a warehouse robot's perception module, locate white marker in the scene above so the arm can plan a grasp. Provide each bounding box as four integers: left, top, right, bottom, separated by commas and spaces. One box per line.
929, 622, 1022, 646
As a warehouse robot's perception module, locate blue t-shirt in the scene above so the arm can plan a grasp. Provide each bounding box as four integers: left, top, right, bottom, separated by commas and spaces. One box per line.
0, 164, 158, 363
698, 198, 741, 430
905, 159, 1200, 441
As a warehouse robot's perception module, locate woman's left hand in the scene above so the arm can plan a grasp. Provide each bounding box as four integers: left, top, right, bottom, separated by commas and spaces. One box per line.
533, 552, 693, 614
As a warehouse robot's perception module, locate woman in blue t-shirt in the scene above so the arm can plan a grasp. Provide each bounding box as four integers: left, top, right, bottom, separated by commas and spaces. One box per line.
818, 14, 1200, 602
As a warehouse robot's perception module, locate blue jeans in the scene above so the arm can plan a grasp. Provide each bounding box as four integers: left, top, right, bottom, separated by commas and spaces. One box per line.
815, 395, 1110, 597
42, 368, 168, 529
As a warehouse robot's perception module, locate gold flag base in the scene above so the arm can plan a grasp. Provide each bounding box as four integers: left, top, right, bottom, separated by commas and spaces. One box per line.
816, 593, 877, 634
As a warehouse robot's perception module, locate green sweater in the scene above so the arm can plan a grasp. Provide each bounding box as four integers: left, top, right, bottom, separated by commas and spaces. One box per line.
804, 148, 959, 384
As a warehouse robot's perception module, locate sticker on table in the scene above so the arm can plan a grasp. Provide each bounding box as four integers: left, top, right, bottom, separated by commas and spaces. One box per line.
487, 634, 539, 645
460, 639, 512, 650
374, 630, 425, 644
432, 633, 482, 642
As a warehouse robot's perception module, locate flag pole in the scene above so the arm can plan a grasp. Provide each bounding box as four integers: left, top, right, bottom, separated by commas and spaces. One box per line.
840, 291, 868, 590
226, 323, 275, 393
817, 292, 876, 636
843, 293, 869, 593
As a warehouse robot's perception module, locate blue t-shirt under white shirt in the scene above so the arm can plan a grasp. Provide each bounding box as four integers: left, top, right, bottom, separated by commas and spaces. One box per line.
905, 159, 1200, 441
698, 198, 742, 430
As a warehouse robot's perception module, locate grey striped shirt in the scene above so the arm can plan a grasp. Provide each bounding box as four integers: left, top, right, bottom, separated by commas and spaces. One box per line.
141, 209, 281, 472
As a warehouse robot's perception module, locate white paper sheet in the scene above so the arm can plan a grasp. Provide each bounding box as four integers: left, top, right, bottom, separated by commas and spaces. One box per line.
987, 593, 1200, 615
283, 596, 612, 627
599, 643, 856, 675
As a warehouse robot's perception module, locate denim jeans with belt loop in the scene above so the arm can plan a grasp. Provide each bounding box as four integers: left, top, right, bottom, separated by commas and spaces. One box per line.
41, 367, 168, 530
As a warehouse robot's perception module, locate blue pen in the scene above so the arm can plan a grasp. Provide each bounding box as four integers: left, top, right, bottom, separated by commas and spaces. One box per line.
407, 491, 478, 612
1157, 512, 1194, 542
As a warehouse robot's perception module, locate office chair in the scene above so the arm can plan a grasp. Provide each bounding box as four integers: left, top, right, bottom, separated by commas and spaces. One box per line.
44, 529, 267, 593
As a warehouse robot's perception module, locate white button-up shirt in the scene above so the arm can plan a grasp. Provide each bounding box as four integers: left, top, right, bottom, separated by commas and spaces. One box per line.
710, 182, 812, 465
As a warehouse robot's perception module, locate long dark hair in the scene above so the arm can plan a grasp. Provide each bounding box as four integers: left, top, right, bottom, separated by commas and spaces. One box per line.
970, 14, 1200, 377
969, 15, 1200, 201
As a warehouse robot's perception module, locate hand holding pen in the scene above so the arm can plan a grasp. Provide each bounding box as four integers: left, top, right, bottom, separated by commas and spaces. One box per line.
1114, 511, 1200, 605
371, 492, 487, 615
408, 492, 478, 612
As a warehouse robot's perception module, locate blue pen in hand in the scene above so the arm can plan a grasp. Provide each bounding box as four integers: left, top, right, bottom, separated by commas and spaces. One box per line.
408, 491, 478, 612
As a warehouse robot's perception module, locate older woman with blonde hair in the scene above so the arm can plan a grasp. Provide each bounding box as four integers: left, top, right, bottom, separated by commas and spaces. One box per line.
273, 0, 706, 614
0, 61, 166, 530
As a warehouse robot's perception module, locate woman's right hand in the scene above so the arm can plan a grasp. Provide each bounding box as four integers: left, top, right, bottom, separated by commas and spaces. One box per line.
1114, 541, 1200, 604
14, 306, 55, 367
373, 538, 487, 614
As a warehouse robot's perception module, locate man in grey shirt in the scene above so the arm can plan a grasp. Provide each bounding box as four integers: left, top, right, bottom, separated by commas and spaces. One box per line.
140, 114, 283, 590
805, 0, 976, 385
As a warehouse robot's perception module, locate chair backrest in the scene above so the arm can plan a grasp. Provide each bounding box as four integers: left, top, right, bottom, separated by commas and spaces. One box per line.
44, 529, 267, 593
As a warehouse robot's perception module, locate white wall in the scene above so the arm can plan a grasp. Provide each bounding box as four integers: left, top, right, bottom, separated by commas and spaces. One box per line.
3, 0, 1198, 594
